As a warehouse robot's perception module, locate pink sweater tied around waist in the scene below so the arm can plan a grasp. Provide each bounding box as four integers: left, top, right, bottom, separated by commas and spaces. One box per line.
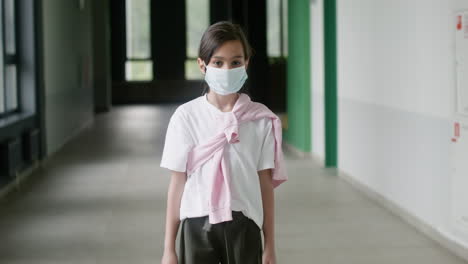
186, 93, 288, 224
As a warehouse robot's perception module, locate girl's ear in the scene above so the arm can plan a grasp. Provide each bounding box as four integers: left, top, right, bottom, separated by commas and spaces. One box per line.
197, 57, 207, 74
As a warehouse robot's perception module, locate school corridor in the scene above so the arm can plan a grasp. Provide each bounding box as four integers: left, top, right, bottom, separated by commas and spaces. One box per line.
1, 0, 468, 263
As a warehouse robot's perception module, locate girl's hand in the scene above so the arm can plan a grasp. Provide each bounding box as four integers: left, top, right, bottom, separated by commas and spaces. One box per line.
161, 249, 178, 264
262, 246, 277, 264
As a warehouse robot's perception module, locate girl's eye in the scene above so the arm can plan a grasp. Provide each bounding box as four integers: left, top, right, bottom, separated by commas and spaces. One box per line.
232, 61, 241, 66
213, 61, 223, 66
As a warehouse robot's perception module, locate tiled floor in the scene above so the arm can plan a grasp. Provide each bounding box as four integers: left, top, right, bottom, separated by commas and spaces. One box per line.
0, 104, 466, 264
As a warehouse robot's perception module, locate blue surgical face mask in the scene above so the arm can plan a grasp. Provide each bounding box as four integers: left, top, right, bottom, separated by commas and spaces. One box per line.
203, 62, 248, 95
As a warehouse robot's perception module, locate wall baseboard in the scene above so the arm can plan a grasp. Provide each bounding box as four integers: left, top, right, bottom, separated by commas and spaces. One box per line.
0, 161, 38, 200
278, 143, 468, 261
283, 141, 313, 158
283, 141, 325, 167
338, 169, 468, 262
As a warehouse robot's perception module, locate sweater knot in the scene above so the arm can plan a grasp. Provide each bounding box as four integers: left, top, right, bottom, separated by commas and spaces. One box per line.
219, 112, 239, 144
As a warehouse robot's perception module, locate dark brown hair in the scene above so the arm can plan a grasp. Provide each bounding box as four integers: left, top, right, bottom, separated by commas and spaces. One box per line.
198, 21, 254, 95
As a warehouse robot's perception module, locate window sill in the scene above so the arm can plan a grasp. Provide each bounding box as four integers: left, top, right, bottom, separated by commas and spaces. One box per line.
0, 111, 37, 143
0, 111, 35, 129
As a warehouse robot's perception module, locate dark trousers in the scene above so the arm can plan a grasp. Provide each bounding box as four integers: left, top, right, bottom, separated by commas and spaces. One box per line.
179, 210, 263, 264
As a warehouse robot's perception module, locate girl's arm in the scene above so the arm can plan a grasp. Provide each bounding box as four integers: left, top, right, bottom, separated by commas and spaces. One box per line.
258, 168, 276, 256
163, 171, 187, 254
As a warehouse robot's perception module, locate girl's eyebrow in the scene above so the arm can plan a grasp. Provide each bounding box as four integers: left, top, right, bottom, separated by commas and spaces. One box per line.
212, 55, 244, 59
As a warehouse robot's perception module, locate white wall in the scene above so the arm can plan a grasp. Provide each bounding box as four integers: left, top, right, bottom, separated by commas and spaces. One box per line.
310, 0, 325, 161
333, 0, 468, 249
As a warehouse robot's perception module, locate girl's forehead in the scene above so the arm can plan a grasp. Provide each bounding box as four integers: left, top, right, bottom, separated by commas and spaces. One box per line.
212, 40, 245, 58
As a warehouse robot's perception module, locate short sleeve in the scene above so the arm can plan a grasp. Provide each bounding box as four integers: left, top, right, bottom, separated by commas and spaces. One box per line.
257, 118, 276, 171
160, 108, 194, 172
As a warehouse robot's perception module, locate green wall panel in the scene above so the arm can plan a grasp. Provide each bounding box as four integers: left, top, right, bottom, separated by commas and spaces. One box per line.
324, 0, 337, 167
285, 0, 311, 153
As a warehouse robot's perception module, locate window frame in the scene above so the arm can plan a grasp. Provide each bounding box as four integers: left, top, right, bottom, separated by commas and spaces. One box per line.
185, 0, 209, 80
267, 0, 288, 59
124, 0, 153, 82
0, 0, 21, 118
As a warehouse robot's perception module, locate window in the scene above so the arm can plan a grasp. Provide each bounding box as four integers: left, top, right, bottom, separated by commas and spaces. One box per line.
0, 0, 19, 116
267, 0, 288, 58
185, 0, 209, 80
125, 0, 152, 81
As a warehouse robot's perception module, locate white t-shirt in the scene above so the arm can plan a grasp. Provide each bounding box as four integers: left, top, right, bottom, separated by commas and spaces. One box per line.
160, 94, 276, 230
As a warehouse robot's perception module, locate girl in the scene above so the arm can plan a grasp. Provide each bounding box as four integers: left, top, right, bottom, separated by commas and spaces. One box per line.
160, 21, 287, 264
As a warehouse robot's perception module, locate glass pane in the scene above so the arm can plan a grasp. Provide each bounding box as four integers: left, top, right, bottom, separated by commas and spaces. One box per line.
185, 59, 203, 80
0, 2, 4, 113
5, 65, 17, 111
5, 0, 16, 54
267, 0, 281, 57
126, 0, 151, 59
186, 0, 209, 58
125, 60, 153, 81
